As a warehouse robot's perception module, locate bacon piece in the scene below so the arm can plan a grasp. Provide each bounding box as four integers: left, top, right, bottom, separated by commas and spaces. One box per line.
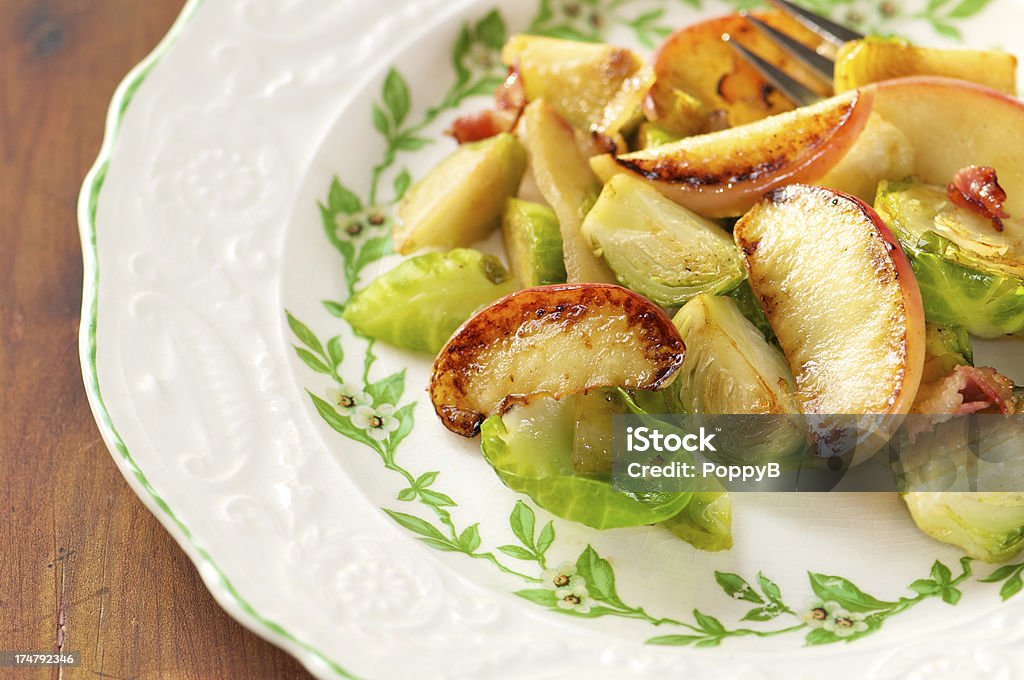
947, 165, 1010, 232
447, 109, 518, 144
912, 365, 1016, 416
447, 68, 526, 144
958, 366, 1014, 414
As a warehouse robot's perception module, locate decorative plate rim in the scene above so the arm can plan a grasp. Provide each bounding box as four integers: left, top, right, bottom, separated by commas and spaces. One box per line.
76, 1, 363, 677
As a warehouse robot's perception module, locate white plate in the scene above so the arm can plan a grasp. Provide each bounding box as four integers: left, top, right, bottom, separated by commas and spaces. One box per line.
80, 0, 1024, 677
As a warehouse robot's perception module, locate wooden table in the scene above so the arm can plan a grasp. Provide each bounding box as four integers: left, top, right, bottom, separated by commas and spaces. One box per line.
1, 2, 312, 677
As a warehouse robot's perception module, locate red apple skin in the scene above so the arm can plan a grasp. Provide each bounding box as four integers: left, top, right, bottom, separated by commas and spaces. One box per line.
735, 184, 926, 417
868, 76, 1024, 215
591, 89, 875, 218
842, 190, 927, 416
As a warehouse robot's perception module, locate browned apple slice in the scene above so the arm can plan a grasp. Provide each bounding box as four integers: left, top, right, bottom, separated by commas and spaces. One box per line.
502, 35, 652, 138
734, 185, 926, 416
430, 284, 685, 437
869, 76, 1024, 214
591, 90, 874, 218
523, 100, 617, 282
646, 11, 829, 133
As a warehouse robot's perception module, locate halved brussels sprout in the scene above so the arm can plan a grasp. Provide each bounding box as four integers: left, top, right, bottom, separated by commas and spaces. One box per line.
479, 399, 692, 530
875, 180, 1024, 337
672, 294, 805, 464
343, 249, 518, 354
904, 493, 1024, 563
394, 133, 526, 254
501, 198, 567, 287
581, 174, 746, 306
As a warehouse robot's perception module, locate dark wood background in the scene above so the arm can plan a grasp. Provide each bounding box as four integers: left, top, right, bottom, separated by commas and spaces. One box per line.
1, 1, 313, 677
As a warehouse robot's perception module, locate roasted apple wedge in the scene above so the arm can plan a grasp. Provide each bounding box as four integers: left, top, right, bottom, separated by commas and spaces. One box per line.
430, 284, 685, 437
869, 77, 1024, 215
522, 100, 616, 282
645, 12, 828, 133
394, 132, 526, 254
502, 35, 651, 137
734, 185, 926, 416
591, 90, 874, 218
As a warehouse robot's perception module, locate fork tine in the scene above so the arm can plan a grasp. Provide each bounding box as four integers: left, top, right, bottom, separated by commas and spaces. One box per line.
765, 0, 864, 48
741, 12, 834, 86
722, 33, 820, 107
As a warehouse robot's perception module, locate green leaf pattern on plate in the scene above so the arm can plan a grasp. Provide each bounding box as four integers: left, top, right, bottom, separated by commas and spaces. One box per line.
286, 0, 1014, 650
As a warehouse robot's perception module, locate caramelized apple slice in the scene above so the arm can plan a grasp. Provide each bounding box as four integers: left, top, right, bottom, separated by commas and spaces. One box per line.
503, 35, 651, 137
646, 12, 829, 133
734, 185, 926, 416
591, 90, 873, 218
523, 100, 616, 282
870, 76, 1024, 215
430, 284, 685, 436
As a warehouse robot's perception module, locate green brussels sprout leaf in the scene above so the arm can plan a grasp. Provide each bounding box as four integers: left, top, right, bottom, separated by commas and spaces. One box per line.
616, 390, 733, 550
480, 398, 692, 530
904, 492, 1024, 563
344, 248, 518, 354
875, 180, 1024, 337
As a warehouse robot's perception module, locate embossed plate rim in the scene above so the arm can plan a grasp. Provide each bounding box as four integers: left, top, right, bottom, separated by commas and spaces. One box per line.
76, 0, 364, 677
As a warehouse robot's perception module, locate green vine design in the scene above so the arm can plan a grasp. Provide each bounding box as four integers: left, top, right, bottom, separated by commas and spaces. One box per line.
650, 558, 977, 647
979, 560, 1024, 600
288, 0, 1021, 651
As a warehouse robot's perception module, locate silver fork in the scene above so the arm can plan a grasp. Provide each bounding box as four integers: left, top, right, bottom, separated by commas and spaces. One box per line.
722, 0, 865, 107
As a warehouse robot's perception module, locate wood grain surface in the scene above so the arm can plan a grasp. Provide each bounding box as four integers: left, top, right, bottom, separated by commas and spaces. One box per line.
0, 2, 313, 677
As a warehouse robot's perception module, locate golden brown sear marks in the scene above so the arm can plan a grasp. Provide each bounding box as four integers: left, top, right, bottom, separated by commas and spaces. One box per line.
615, 97, 854, 189
430, 284, 686, 437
